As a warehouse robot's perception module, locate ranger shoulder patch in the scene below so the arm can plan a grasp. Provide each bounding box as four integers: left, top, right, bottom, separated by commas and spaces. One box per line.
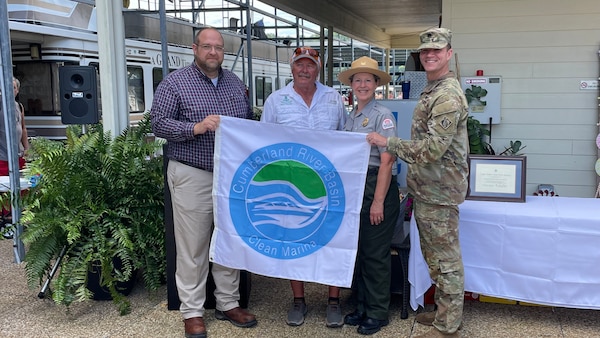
382, 118, 394, 130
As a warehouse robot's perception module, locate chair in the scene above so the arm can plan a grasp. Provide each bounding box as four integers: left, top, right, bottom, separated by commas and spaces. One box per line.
390, 195, 410, 319
391, 235, 410, 319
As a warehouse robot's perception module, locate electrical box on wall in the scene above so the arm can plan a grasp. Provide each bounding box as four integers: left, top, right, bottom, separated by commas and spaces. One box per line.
377, 99, 418, 188
461, 76, 502, 124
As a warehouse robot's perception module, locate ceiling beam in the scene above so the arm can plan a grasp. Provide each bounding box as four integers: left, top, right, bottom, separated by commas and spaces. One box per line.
260, 0, 391, 49
390, 34, 421, 49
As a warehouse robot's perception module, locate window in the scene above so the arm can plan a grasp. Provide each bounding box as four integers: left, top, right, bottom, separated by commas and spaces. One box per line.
13, 62, 63, 116
255, 76, 273, 107
127, 66, 145, 113
153, 67, 176, 93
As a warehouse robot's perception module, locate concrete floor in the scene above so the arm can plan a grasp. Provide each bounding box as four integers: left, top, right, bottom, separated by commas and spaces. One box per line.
1, 238, 599, 338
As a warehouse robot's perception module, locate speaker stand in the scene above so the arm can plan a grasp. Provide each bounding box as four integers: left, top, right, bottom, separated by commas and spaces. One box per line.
38, 245, 67, 298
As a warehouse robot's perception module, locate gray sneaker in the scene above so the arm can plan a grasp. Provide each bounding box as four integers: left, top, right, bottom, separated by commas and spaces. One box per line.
326, 302, 343, 328
286, 300, 307, 326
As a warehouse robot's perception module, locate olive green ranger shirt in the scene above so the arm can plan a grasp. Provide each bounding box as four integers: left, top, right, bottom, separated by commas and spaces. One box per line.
386, 72, 469, 206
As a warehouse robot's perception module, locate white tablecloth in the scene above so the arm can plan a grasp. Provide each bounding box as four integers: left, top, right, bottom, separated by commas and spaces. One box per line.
0, 176, 31, 192
409, 196, 600, 310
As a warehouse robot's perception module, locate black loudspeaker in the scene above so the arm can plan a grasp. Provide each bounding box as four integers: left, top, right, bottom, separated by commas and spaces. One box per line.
59, 66, 99, 124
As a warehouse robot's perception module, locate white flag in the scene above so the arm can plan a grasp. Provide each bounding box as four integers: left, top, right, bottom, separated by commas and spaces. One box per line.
210, 116, 370, 287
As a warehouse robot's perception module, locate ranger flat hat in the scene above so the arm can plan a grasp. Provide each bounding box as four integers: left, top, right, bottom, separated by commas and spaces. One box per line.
418, 28, 452, 50
337, 56, 391, 86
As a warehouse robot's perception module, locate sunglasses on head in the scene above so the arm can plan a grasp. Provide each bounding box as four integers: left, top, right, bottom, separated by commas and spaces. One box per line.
293, 47, 319, 58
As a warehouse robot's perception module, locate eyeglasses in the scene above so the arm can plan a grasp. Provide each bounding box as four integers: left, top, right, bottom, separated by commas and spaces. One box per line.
197, 44, 225, 53
293, 47, 319, 58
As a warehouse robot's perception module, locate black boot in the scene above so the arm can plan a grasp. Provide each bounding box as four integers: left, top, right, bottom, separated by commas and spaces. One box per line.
357, 317, 389, 335
343, 309, 365, 326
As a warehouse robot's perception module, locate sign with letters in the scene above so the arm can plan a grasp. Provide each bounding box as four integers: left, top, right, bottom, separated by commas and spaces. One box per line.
210, 117, 370, 287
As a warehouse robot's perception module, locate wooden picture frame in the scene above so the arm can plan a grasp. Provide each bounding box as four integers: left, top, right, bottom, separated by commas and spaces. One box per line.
466, 155, 527, 202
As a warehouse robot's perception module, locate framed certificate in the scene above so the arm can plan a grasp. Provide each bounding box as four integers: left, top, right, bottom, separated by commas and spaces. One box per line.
466, 155, 527, 202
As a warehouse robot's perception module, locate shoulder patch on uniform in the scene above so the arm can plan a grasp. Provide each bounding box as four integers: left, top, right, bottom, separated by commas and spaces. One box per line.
382, 118, 394, 130
439, 116, 453, 130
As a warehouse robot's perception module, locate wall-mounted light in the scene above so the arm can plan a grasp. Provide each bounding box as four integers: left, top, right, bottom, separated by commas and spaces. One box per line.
30, 43, 41, 60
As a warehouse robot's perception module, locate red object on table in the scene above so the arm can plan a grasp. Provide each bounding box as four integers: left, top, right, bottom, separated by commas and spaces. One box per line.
424, 286, 480, 304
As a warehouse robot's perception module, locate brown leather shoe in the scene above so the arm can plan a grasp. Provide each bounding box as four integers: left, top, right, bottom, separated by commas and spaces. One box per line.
416, 311, 436, 326
183, 317, 206, 338
215, 307, 257, 328
414, 327, 460, 337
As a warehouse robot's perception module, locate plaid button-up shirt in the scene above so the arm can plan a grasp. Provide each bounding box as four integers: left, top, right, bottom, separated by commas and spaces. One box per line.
151, 63, 252, 171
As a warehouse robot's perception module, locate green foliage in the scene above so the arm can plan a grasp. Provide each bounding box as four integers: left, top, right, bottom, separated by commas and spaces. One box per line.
20, 113, 166, 315
498, 140, 526, 156
465, 85, 488, 106
467, 116, 494, 154
465, 117, 526, 156
252, 107, 263, 121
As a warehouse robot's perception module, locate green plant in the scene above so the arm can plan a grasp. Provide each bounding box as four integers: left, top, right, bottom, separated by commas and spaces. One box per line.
19, 113, 166, 315
465, 85, 488, 106
498, 140, 526, 156
252, 106, 263, 121
467, 116, 494, 154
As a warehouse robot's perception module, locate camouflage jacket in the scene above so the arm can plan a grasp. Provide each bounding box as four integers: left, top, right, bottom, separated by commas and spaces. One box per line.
387, 72, 469, 205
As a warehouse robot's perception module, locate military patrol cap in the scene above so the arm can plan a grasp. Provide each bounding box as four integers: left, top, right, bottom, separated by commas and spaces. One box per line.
418, 28, 452, 50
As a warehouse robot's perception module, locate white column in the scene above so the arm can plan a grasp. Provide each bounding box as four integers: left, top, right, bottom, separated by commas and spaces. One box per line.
96, 1, 129, 137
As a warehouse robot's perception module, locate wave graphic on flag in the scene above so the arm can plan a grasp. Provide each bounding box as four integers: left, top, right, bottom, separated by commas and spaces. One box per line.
247, 161, 328, 241
249, 184, 326, 232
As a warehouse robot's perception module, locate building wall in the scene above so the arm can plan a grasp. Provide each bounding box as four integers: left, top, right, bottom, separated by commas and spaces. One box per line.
443, 0, 600, 197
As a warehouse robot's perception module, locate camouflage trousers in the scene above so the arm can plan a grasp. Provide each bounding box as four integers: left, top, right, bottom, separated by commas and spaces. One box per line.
414, 200, 464, 334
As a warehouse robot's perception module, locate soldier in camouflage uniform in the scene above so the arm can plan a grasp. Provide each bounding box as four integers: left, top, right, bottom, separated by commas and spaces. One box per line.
367, 28, 468, 338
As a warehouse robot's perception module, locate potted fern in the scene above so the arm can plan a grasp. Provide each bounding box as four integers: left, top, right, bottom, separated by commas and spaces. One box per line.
19, 113, 166, 315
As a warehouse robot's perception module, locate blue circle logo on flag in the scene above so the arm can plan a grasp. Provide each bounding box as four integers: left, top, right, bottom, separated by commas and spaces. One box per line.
229, 142, 345, 259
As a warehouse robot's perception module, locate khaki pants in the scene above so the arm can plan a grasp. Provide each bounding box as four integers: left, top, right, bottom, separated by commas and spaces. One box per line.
167, 160, 240, 319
